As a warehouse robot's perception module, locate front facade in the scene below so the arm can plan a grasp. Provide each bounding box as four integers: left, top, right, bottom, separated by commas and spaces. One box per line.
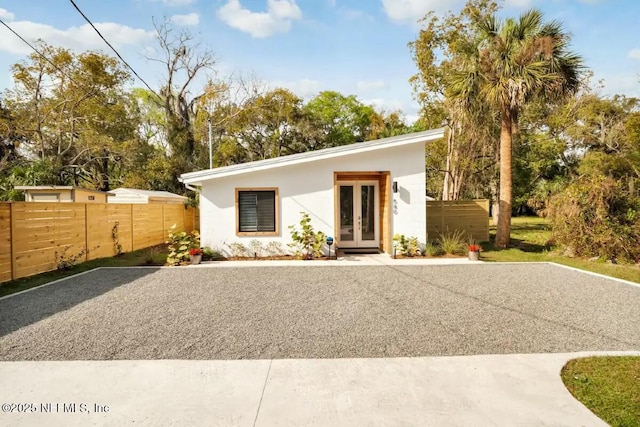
15, 186, 111, 203
180, 129, 444, 256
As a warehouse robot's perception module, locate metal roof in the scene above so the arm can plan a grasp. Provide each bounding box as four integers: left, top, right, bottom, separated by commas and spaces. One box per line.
14, 185, 114, 195
180, 128, 445, 185
110, 188, 187, 199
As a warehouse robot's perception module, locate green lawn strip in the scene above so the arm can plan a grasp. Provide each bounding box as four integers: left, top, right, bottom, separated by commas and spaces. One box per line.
0, 245, 167, 298
481, 216, 640, 284
561, 356, 640, 427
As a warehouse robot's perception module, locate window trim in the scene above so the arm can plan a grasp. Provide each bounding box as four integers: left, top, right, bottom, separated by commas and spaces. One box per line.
235, 187, 280, 236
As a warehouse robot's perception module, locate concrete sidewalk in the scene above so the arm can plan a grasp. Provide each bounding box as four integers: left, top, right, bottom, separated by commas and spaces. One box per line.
2, 351, 635, 427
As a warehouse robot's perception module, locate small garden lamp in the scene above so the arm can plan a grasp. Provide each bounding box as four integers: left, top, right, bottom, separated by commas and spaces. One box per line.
326, 236, 334, 260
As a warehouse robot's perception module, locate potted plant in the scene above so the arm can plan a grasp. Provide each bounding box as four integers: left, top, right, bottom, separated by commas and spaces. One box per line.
189, 248, 203, 265
468, 244, 481, 261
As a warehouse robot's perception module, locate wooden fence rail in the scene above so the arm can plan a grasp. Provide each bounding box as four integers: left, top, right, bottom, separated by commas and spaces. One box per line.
0, 202, 199, 283
426, 199, 490, 243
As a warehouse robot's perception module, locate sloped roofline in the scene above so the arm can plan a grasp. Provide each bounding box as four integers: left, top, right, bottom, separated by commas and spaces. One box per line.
179, 128, 445, 185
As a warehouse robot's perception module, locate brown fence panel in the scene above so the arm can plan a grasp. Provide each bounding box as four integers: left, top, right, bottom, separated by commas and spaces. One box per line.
163, 204, 185, 234
132, 204, 164, 251
12, 202, 86, 279
86, 204, 134, 260
1, 202, 200, 283
0, 204, 12, 282
426, 199, 490, 243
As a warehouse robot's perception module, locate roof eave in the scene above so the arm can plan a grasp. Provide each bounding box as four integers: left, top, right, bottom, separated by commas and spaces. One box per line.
180, 128, 445, 186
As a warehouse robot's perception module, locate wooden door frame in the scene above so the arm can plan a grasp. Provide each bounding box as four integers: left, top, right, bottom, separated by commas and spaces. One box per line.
333, 171, 392, 253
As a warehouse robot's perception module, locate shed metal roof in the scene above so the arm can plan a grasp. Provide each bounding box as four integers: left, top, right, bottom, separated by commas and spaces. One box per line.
110, 188, 187, 199
180, 128, 445, 186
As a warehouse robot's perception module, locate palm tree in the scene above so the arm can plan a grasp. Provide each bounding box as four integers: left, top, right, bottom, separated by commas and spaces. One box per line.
448, 9, 583, 247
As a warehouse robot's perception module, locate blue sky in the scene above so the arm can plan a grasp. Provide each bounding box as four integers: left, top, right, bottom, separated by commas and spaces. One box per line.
0, 0, 639, 122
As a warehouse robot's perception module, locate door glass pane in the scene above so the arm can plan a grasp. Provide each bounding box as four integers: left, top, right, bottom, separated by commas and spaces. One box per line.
361, 185, 375, 241
339, 186, 354, 241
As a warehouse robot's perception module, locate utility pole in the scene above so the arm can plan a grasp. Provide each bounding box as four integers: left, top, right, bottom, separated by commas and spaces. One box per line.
207, 117, 213, 169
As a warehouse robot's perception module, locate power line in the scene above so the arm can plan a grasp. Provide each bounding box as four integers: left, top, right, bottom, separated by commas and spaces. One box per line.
68, 0, 162, 100
0, 17, 84, 88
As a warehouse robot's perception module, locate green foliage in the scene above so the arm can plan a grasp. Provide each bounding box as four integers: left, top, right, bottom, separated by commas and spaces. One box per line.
547, 176, 640, 262
288, 212, 326, 259
303, 91, 380, 147
423, 241, 444, 257
438, 230, 467, 255
393, 234, 422, 257
561, 357, 640, 427
166, 224, 200, 266
202, 246, 224, 261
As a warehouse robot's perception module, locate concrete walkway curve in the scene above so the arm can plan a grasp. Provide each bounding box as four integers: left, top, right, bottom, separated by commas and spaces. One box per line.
1, 351, 637, 427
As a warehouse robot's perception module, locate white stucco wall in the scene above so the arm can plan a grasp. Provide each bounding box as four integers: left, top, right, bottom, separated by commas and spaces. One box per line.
199, 142, 426, 255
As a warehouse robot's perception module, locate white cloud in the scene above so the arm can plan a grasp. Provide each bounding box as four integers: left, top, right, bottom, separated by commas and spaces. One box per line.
628, 49, 640, 60
0, 8, 15, 21
270, 78, 320, 98
0, 20, 155, 55
357, 79, 386, 91
217, 0, 302, 38
382, 0, 461, 24
170, 13, 200, 26
151, 0, 196, 6
503, 0, 534, 7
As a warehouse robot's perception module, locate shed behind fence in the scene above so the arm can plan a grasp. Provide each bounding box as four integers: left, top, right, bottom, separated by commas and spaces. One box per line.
0, 202, 199, 283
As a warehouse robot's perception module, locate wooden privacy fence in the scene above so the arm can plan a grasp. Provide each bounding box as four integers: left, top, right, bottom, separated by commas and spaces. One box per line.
0, 202, 199, 283
426, 199, 490, 243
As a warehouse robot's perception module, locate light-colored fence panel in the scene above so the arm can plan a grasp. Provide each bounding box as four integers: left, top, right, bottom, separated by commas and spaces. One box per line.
132, 204, 164, 251
11, 203, 86, 279
0, 202, 199, 283
87, 204, 134, 260
426, 199, 490, 243
0, 204, 12, 282
163, 204, 186, 233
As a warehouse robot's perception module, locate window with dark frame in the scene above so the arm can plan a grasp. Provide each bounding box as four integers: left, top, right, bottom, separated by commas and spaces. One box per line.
238, 190, 276, 233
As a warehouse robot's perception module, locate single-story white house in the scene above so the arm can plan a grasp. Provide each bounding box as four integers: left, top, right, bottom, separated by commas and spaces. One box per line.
107, 188, 188, 204
179, 128, 445, 255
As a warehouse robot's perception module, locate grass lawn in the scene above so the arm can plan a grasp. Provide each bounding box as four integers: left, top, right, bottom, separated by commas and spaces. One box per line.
561, 356, 640, 427
0, 245, 167, 298
481, 216, 640, 284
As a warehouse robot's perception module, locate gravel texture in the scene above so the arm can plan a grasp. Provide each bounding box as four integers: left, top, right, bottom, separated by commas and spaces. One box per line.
1, 264, 639, 360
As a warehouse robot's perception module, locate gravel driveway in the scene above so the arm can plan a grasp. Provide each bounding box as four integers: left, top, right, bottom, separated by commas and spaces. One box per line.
1, 264, 639, 360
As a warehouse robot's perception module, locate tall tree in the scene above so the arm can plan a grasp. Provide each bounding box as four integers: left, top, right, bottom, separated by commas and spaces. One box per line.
5, 43, 137, 191
447, 9, 583, 247
303, 91, 381, 147
150, 19, 215, 187
409, 0, 499, 203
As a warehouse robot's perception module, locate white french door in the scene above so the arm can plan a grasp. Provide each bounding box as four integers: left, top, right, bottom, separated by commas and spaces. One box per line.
338, 181, 379, 248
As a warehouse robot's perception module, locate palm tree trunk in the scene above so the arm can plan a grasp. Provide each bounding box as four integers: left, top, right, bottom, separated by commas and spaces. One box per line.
495, 110, 513, 248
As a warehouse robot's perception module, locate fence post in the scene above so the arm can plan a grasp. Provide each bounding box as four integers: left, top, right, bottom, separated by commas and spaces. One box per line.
9, 203, 15, 281
130, 204, 134, 252
84, 204, 89, 262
